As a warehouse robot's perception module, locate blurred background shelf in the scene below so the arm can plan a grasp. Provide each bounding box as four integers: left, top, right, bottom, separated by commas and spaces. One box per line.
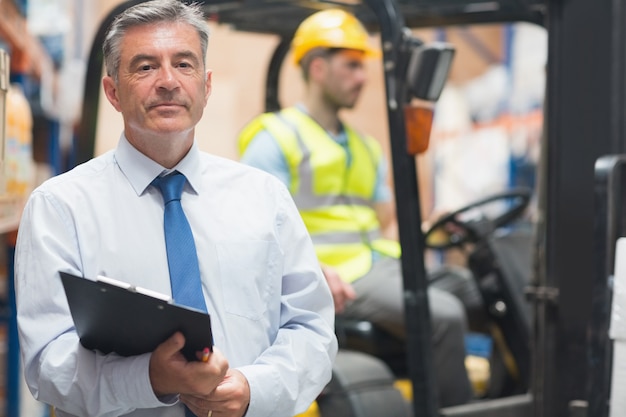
0, 0, 52, 79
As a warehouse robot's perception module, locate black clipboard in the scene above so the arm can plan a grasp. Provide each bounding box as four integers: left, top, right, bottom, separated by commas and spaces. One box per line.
60, 271, 213, 361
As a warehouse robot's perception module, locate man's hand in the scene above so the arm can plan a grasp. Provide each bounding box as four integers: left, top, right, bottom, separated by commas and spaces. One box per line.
149, 332, 228, 398
321, 264, 356, 313
181, 369, 250, 417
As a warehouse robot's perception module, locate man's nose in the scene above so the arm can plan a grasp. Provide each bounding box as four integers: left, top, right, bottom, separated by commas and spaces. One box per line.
356, 67, 368, 84
156, 66, 179, 90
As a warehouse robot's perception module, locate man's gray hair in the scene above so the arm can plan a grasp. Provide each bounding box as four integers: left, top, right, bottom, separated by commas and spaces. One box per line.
103, 0, 210, 82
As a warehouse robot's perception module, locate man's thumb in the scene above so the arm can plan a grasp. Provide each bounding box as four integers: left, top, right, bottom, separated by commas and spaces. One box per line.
159, 331, 186, 356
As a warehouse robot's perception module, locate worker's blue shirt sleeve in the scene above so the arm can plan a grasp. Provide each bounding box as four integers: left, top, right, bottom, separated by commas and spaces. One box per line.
375, 158, 392, 202
240, 130, 291, 188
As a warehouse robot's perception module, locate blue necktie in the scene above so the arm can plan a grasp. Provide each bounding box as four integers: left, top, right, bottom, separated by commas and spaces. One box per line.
153, 172, 206, 417
152, 172, 207, 313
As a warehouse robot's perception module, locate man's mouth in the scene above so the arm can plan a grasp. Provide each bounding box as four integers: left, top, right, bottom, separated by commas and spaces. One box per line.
151, 102, 182, 109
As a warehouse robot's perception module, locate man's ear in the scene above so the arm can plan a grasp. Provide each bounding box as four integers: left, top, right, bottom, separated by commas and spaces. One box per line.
102, 76, 122, 112
204, 70, 212, 104
308, 55, 328, 82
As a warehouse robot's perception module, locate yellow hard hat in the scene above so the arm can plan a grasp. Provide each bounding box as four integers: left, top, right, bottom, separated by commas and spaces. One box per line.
291, 9, 379, 65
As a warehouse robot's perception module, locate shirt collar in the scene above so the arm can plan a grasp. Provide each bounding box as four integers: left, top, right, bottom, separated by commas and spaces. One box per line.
114, 134, 202, 195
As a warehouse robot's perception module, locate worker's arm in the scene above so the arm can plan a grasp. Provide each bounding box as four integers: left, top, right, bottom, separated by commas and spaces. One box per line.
16, 189, 173, 417
375, 199, 399, 241
239, 130, 291, 188
374, 158, 399, 241
321, 263, 357, 313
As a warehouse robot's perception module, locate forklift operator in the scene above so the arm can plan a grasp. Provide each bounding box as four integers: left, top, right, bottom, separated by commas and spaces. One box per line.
238, 8, 472, 407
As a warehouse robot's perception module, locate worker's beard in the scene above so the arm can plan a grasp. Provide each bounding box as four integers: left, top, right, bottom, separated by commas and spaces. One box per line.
325, 86, 362, 111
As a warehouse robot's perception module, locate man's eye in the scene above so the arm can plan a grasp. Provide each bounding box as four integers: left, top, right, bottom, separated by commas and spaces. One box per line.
178, 62, 191, 68
139, 65, 152, 71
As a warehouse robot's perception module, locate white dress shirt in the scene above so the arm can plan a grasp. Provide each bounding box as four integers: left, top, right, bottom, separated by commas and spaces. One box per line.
15, 135, 337, 417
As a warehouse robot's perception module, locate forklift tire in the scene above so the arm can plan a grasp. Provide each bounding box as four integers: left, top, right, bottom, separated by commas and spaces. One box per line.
317, 349, 410, 417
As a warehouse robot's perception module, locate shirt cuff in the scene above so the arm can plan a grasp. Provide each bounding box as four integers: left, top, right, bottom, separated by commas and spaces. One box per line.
236, 364, 281, 417
107, 353, 178, 408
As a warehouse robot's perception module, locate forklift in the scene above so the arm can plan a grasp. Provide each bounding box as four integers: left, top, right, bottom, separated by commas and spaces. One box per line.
72, 1, 626, 417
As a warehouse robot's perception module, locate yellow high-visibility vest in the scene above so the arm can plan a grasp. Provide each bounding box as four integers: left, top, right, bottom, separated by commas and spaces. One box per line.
239, 107, 400, 282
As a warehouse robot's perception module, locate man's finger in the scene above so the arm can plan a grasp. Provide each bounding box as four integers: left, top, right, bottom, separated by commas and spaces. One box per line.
156, 331, 186, 357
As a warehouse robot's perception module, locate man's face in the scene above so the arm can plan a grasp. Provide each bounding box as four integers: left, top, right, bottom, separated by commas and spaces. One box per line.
103, 22, 211, 140
320, 49, 367, 110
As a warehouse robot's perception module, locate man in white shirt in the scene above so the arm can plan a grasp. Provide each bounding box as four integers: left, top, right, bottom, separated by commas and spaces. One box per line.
14, 1, 337, 416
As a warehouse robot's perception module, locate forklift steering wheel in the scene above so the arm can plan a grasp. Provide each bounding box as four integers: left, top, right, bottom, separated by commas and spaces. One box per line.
423, 187, 532, 250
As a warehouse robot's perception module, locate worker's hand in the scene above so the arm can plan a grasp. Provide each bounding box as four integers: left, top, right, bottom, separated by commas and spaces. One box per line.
149, 332, 228, 398
321, 264, 357, 313
181, 368, 250, 417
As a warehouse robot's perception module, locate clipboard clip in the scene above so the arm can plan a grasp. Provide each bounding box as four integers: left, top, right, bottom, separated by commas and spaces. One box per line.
97, 275, 173, 303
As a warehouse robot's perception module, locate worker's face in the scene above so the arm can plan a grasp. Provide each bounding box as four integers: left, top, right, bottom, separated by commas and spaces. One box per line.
102, 22, 211, 141
320, 49, 367, 109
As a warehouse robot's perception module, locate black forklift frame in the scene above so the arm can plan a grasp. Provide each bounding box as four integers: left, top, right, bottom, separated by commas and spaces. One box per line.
590, 155, 626, 417
73, 1, 626, 417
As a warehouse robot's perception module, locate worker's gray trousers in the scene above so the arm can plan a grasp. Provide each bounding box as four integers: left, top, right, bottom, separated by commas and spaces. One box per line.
343, 256, 473, 408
